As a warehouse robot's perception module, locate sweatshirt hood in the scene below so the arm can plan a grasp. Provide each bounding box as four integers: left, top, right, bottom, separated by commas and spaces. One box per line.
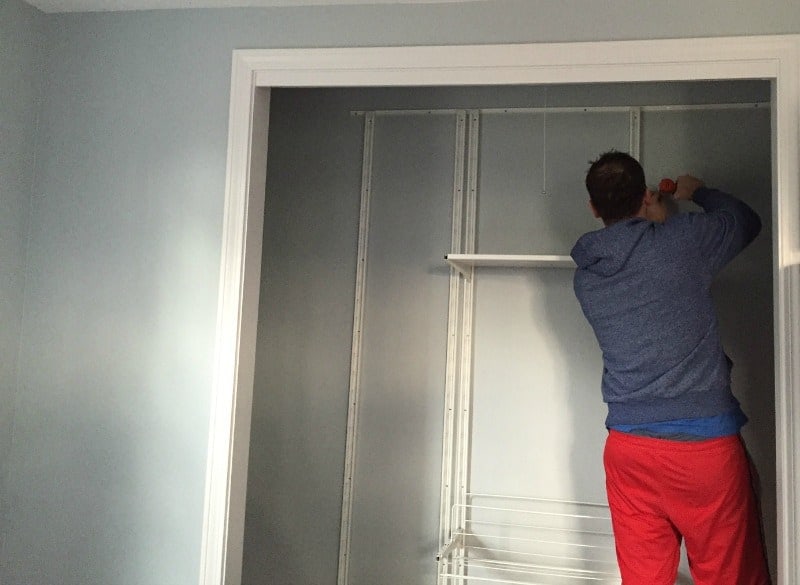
571, 218, 651, 277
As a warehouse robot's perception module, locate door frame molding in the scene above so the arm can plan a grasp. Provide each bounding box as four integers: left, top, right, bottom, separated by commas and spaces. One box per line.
200, 35, 800, 585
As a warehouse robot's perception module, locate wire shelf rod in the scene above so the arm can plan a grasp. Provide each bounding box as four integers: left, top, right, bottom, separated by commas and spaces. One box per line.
439, 569, 619, 584
466, 493, 609, 508
438, 574, 566, 585
463, 520, 613, 537
454, 504, 611, 522
462, 550, 619, 571
458, 532, 615, 551
461, 560, 615, 578
460, 543, 617, 564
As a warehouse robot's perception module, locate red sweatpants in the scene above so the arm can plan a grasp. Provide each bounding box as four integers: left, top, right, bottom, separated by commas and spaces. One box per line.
604, 430, 771, 585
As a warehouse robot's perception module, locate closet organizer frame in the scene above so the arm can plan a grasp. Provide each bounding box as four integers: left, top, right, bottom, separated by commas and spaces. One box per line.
338, 101, 770, 585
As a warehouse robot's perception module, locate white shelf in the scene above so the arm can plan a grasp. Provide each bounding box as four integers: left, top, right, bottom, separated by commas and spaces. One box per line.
437, 494, 620, 584
445, 253, 576, 277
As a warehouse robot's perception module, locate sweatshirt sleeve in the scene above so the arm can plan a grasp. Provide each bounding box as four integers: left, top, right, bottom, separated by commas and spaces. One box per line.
688, 187, 762, 275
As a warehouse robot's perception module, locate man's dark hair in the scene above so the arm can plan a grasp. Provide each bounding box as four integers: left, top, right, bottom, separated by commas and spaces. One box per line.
585, 151, 647, 223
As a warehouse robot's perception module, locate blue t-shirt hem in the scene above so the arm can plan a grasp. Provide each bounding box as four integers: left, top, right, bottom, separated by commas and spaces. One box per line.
609, 407, 747, 439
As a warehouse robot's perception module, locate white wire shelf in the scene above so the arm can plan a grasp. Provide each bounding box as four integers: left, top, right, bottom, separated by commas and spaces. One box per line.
438, 494, 620, 585
445, 254, 576, 277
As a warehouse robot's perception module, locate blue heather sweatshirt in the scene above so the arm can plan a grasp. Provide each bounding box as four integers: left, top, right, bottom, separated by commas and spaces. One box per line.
571, 188, 761, 427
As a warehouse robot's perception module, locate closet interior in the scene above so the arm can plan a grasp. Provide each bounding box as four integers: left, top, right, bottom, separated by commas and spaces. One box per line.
241, 81, 775, 585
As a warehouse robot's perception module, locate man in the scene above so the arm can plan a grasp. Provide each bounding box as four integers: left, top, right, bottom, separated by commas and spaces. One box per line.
571, 151, 770, 585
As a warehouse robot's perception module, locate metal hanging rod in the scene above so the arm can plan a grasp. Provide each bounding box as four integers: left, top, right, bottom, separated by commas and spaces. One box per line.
351, 102, 769, 117
639, 102, 769, 112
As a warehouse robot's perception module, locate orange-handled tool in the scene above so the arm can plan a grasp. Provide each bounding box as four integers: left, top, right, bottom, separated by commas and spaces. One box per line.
659, 178, 677, 195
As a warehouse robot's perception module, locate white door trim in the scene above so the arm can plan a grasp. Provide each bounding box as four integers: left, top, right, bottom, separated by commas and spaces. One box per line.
200, 35, 800, 585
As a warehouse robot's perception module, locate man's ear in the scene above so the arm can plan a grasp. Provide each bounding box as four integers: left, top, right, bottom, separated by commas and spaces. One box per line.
642, 189, 657, 206
588, 199, 601, 219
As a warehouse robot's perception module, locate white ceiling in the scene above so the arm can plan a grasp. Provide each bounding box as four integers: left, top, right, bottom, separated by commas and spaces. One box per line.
26, 0, 484, 14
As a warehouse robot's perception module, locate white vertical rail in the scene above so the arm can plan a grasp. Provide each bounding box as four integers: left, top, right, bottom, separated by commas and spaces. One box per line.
439, 111, 468, 585
337, 112, 376, 585
629, 107, 641, 159
454, 110, 481, 566
541, 93, 548, 196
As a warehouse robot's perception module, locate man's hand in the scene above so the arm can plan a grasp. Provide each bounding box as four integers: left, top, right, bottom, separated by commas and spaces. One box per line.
673, 175, 705, 201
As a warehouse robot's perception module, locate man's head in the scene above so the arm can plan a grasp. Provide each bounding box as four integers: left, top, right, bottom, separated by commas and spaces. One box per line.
585, 151, 665, 225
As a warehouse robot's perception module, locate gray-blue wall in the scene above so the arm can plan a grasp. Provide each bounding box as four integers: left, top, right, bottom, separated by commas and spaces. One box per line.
3, 2, 800, 584
0, 0, 44, 566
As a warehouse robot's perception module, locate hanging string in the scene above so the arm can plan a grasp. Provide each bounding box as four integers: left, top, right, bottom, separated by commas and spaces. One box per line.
542, 87, 548, 195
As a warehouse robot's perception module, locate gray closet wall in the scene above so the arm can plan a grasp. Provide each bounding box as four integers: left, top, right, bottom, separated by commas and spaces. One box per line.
245, 81, 774, 585
0, 0, 45, 556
